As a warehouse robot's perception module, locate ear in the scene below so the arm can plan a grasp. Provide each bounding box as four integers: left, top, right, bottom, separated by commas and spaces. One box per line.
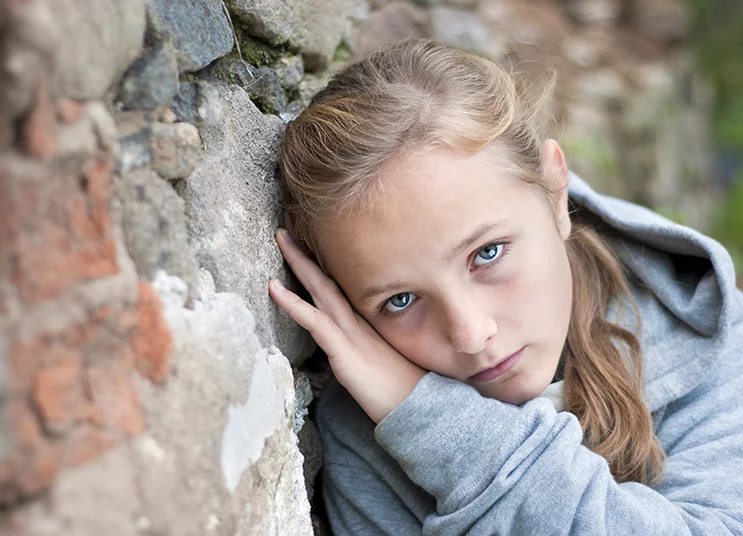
541, 139, 571, 241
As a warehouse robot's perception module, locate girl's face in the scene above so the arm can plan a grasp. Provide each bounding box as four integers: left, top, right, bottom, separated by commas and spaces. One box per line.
316, 144, 573, 405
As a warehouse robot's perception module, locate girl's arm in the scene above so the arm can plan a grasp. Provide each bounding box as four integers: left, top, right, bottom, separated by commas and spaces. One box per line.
372, 346, 743, 535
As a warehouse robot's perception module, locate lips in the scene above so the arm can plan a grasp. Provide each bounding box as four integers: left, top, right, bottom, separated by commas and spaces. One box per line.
468, 347, 525, 383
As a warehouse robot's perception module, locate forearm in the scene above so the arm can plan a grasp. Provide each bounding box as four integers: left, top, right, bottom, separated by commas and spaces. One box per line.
375, 373, 743, 536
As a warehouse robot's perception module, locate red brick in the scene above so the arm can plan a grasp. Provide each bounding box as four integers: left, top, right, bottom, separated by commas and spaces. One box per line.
1, 304, 147, 502
55, 98, 84, 124
132, 282, 173, 383
10, 154, 119, 306
0, 170, 15, 314
85, 349, 147, 437
31, 355, 83, 435
18, 78, 58, 159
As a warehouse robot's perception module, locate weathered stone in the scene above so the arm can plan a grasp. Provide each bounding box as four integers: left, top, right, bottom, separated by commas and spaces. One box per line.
177, 85, 315, 365
574, 69, 626, 104
280, 100, 304, 123
146, 0, 234, 73
199, 57, 288, 114
565, 0, 622, 25
355, 1, 426, 56
1, 154, 118, 308
49, 0, 146, 99
299, 73, 328, 107
562, 31, 609, 68
297, 418, 323, 502
274, 55, 305, 89
131, 281, 173, 384
7, 278, 314, 532
118, 43, 179, 110
227, 0, 366, 71
293, 372, 313, 434
150, 122, 204, 179
115, 168, 199, 295
119, 128, 154, 174
632, 0, 688, 43
171, 81, 223, 126
428, 6, 491, 54
18, 78, 58, 159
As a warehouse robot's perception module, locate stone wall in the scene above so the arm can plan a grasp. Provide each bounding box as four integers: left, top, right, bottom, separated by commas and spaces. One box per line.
0, 0, 710, 534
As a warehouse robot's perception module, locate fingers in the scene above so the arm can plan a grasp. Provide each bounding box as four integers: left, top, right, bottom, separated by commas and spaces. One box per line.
268, 279, 350, 359
275, 228, 355, 325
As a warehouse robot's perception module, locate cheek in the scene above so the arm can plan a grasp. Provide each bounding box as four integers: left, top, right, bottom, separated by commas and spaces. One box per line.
511, 238, 572, 332
372, 315, 450, 372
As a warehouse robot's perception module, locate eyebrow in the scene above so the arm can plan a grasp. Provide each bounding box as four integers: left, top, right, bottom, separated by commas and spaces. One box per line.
357, 221, 507, 305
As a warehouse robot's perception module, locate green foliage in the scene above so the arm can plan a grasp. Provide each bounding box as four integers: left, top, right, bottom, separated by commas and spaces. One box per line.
653, 206, 689, 226
687, 0, 743, 276
687, 0, 743, 150
710, 169, 743, 272
562, 136, 619, 179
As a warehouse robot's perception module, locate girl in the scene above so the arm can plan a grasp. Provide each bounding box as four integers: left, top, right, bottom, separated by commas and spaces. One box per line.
268, 39, 743, 535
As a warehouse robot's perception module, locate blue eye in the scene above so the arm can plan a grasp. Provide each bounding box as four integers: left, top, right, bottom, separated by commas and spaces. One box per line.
473, 243, 504, 267
384, 292, 416, 313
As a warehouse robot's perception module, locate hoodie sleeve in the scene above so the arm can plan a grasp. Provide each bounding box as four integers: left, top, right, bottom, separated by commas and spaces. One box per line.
373, 345, 743, 536
316, 380, 434, 535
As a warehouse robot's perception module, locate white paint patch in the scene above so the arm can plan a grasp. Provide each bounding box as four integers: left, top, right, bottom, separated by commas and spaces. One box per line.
220, 347, 291, 493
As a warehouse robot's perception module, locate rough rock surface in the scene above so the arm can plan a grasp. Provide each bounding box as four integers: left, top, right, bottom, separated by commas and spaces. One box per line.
178, 85, 315, 365
227, 0, 367, 70
115, 168, 199, 294
49, 0, 146, 99
146, 0, 234, 72
171, 81, 223, 126
198, 56, 289, 114
118, 43, 179, 110
7, 272, 313, 536
150, 122, 204, 179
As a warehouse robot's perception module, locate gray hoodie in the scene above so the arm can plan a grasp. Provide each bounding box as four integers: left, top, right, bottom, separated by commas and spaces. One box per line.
316, 173, 743, 535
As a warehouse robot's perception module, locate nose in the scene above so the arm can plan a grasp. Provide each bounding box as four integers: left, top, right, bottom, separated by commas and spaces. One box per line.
444, 295, 498, 355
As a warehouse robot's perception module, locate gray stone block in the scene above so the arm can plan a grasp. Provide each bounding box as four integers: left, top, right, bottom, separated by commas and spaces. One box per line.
49, 0, 146, 100
171, 81, 223, 126
119, 128, 154, 173
150, 122, 204, 179
274, 55, 305, 89
178, 84, 315, 365
146, 0, 235, 72
226, 0, 367, 71
115, 168, 199, 295
118, 43, 179, 110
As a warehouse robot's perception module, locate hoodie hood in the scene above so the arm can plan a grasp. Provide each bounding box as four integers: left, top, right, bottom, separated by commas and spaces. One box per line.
568, 173, 740, 411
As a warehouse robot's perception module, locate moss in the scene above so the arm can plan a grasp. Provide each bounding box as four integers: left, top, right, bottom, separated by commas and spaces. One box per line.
332, 40, 352, 63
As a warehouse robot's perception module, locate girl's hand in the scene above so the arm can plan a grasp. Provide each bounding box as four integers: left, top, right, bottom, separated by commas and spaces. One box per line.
269, 228, 425, 424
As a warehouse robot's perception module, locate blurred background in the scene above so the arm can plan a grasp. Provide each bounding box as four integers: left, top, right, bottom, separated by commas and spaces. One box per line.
350, 0, 743, 280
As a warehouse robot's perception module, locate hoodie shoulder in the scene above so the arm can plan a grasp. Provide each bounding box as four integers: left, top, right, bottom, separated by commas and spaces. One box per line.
568, 173, 740, 410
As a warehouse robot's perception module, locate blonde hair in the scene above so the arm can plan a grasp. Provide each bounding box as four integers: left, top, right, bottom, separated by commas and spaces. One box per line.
280, 39, 665, 485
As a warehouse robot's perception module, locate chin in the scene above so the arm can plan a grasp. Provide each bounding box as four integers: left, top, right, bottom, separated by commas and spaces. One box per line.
483, 375, 551, 406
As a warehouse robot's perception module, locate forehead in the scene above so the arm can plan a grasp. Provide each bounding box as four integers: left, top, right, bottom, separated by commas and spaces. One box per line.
315, 148, 541, 294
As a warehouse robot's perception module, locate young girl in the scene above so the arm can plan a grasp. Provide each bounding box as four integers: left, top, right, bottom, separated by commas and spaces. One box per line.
268, 39, 743, 535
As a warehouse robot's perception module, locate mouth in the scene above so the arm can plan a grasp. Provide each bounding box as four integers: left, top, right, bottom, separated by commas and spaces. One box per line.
468, 346, 525, 383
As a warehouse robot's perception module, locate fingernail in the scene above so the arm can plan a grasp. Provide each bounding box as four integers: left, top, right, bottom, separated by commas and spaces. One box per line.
271, 279, 285, 292
276, 228, 291, 243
